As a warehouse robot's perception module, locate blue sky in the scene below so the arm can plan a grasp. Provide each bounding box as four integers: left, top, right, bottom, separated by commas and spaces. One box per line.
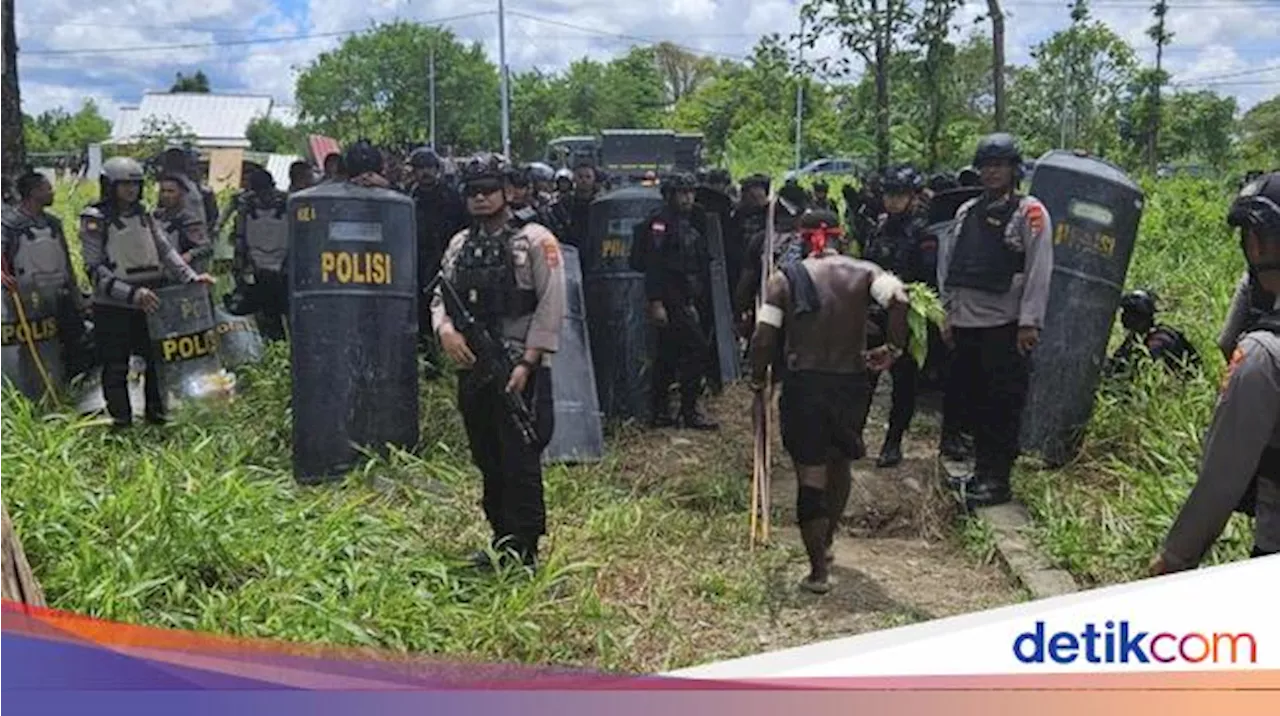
14, 0, 1280, 123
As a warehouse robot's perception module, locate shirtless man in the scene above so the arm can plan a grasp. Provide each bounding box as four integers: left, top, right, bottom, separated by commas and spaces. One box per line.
748, 209, 910, 593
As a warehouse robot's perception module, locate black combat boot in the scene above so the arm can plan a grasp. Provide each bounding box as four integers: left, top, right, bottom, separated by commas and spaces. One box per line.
876, 431, 904, 468
939, 431, 970, 461
964, 475, 1012, 509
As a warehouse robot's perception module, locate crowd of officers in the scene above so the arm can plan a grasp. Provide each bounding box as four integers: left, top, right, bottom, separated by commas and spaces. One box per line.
2, 135, 1276, 590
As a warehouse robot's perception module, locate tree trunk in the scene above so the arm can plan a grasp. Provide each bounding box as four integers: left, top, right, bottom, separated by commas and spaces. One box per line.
925, 46, 942, 172
2, 0, 25, 181
2, 503, 46, 609
874, 6, 891, 171
987, 0, 1006, 132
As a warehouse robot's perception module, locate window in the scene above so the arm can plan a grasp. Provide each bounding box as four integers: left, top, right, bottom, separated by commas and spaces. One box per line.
1067, 199, 1114, 228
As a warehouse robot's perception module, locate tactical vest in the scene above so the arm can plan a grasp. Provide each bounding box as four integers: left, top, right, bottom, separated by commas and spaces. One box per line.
5, 217, 69, 290
510, 205, 539, 228
1243, 275, 1276, 333
864, 216, 907, 274
657, 214, 706, 276
245, 199, 289, 272
945, 195, 1024, 294
451, 224, 536, 327
105, 213, 164, 286
1235, 312, 1280, 517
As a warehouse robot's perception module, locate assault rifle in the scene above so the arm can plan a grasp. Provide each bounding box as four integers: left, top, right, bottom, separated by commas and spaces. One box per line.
428, 272, 540, 447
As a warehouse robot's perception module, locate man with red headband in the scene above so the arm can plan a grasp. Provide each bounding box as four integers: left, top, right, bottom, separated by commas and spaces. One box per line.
749, 209, 910, 594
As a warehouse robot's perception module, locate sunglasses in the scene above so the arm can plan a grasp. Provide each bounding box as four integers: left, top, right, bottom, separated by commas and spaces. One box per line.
464, 180, 504, 197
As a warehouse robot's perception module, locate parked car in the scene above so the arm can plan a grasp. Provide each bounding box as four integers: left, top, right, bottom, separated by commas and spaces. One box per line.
784, 157, 867, 182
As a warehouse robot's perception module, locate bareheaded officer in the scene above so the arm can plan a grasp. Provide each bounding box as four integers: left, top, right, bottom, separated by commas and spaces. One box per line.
431, 153, 567, 571
1150, 172, 1280, 575
936, 133, 1053, 508
80, 157, 215, 429
231, 167, 291, 341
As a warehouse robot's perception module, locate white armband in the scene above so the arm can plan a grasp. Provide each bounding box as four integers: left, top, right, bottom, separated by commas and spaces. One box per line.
871, 272, 908, 308
757, 303, 785, 328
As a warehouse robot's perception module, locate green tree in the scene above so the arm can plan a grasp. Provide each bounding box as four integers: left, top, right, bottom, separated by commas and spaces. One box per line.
21, 100, 112, 153
295, 23, 499, 151
1159, 90, 1237, 170
245, 116, 302, 154
1239, 95, 1280, 169
913, 0, 964, 170
170, 70, 210, 93
651, 42, 717, 106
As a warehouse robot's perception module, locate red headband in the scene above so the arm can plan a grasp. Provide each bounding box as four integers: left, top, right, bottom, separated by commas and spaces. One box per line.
800, 222, 844, 255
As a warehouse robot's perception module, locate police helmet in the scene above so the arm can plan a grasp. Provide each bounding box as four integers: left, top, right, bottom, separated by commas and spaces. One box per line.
554, 167, 573, 183
707, 168, 731, 186
741, 173, 770, 193
662, 172, 697, 195
343, 139, 383, 177
882, 165, 921, 195
459, 152, 511, 184
507, 164, 531, 187
527, 162, 555, 183
813, 179, 829, 192
1227, 171, 1280, 239
973, 133, 1023, 168
408, 146, 441, 170
1119, 289, 1158, 330
102, 156, 145, 183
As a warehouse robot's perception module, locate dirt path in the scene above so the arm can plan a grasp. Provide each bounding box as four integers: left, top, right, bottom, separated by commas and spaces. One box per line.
617, 378, 1024, 650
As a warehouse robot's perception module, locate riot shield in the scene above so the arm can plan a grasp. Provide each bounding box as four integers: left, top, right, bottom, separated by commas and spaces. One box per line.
543, 245, 605, 464
2, 283, 66, 403
213, 305, 265, 368
703, 212, 740, 387
146, 282, 234, 406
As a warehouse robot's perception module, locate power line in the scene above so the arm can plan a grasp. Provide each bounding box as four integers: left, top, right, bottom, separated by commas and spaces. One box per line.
1172, 62, 1280, 85
21, 11, 496, 56
505, 11, 750, 61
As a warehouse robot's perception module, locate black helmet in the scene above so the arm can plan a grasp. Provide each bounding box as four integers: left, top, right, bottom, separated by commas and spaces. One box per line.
741, 173, 770, 193
882, 164, 921, 194
812, 179, 829, 191
1227, 171, 1280, 239
408, 146, 441, 170
527, 162, 555, 183
1120, 289, 1157, 318
974, 133, 1023, 168
343, 139, 382, 177
661, 172, 697, 194
507, 164, 531, 187
707, 168, 731, 186
459, 153, 511, 183
929, 172, 958, 192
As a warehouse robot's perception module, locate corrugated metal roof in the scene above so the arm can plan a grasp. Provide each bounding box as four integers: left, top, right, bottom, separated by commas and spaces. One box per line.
307, 135, 342, 166
109, 92, 274, 148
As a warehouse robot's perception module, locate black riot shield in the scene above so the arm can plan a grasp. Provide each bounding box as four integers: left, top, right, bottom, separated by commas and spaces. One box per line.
543, 244, 605, 464
703, 212, 740, 387
1, 283, 66, 403
213, 305, 265, 368
582, 185, 663, 423
146, 282, 232, 405
289, 182, 419, 484
1019, 151, 1145, 467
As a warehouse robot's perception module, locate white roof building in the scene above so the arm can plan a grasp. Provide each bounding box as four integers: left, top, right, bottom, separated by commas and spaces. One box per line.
109, 92, 289, 149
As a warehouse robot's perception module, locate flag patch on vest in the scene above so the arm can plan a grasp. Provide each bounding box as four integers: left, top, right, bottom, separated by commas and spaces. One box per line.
544, 241, 561, 269
1025, 203, 1046, 234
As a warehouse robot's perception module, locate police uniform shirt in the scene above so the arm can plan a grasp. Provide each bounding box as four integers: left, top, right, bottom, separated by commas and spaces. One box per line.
79, 205, 199, 309
175, 174, 208, 230
2, 208, 77, 298
936, 194, 1054, 329
154, 204, 211, 266
430, 220, 568, 366
1161, 312, 1280, 570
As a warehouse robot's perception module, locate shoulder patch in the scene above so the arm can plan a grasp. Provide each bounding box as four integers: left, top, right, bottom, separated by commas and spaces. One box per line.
652, 220, 666, 233
1024, 201, 1046, 235
543, 240, 561, 269
1221, 345, 1248, 394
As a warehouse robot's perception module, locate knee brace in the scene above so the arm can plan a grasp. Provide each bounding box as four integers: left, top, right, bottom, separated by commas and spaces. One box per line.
797, 485, 827, 524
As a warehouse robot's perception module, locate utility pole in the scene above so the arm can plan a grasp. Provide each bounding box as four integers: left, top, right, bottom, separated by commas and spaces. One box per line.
986, 0, 1006, 131
498, 0, 511, 158
1148, 0, 1171, 174
0, 0, 23, 181
794, 15, 805, 171
428, 45, 437, 150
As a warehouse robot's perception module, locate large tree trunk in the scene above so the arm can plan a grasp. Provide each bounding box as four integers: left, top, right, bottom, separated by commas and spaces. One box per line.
3, 503, 46, 609
987, 0, 1006, 132
2, 0, 24, 181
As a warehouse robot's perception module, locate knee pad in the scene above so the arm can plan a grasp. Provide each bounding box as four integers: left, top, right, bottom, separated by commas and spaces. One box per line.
797, 485, 827, 523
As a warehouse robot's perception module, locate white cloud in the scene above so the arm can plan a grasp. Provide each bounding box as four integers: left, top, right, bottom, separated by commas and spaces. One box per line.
13, 0, 1278, 123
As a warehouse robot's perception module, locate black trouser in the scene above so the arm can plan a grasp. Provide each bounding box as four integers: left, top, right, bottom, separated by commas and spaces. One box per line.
95, 304, 163, 423
251, 270, 289, 341
458, 366, 555, 553
55, 292, 92, 377
652, 299, 712, 415
865, 312, 919, 444
944, 323, 1029, 481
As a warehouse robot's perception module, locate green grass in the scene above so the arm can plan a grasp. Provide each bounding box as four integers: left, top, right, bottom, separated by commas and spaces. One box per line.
1012, 175, 1255, 586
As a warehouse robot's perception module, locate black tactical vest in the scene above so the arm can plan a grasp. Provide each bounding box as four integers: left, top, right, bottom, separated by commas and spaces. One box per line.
450, 223, 535, 326
945, 195, 1024, 294
865, 213, 918, 278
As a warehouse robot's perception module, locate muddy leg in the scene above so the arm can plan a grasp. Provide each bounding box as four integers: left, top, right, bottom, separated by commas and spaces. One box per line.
796, 463, 831, 594
823, 453, 853, 564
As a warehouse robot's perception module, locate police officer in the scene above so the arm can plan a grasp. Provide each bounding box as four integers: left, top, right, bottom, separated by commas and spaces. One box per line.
158, 148, 217, 234
288, 161, 316, 194
549, 161, 600, 249
730, 174, 772, 287
408, 146, 467, 370
231, 167, 290, 341
155, 174, 212, 274
848, 173, 885, 255
80, 157, 214, 429
1106, 289, 1200, 378
633, 173, 719, 430
860, 165, 930, 468
1150, 172, 1280, 575
526, 162, 557, 207
506, 165, 554, 228
936, 133, 1053, 508
1218, 270, 1274, 361
431, 153, 566, 570
1, 170, 89, 376
811, 180, 840, 216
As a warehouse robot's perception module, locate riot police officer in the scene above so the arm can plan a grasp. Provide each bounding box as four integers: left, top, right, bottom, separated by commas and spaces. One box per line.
231, 168, 290, 341
549, 161, 600, 249
1150, 171, 1280, 575
811, 180, 840, 217
936, 133, 1054, 509
848, 173, 885, 255
506, 165, 554, 228
730, 174, 771, 289
431, 153, 566, 570
409, 146, 467, 370
633, 173, 719, 430
2, 170, 89, 376
158, 148, 217, 234
860, 165, 930, 468
1106, 289, 1200, 378
526, 162, 557, 207
80, 157, 214, 429
155, 174, 212, 274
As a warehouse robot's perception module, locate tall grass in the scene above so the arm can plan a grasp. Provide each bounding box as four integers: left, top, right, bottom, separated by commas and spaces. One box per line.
1015, 175, 1254, 585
